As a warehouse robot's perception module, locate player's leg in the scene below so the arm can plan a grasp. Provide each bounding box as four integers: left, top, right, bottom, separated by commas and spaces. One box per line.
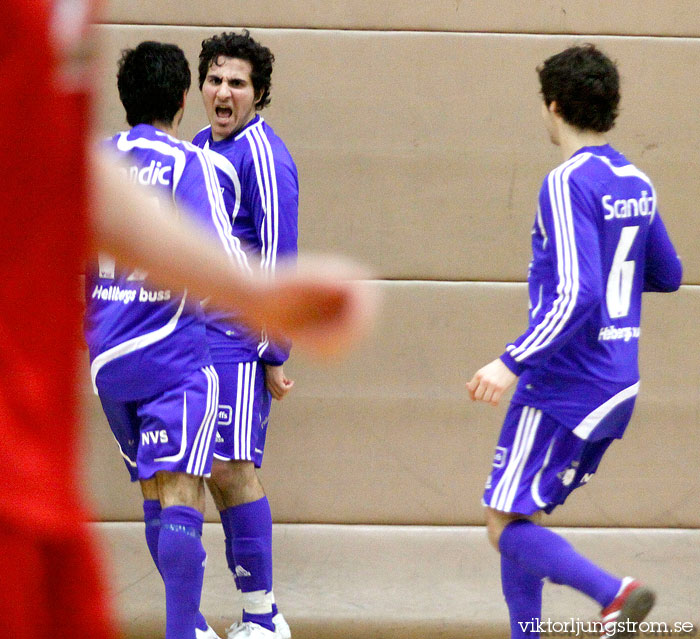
140, 477, 213, 637
101, 392, 217, 639
207, 360, 284, 638
137, 365, 220, 639
483, 508, 544, 639
483, 405, 651, 637
154, 471, 208, 639
487, 507, 621, 613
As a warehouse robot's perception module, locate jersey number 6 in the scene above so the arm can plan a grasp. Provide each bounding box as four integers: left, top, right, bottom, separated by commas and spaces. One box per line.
606, 225, 639, 319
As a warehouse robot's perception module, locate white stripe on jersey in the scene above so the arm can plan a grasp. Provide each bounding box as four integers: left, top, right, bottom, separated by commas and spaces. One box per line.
244, 119, 280, 275
251, 125, 280, 273
186, 365, 219, 475
257, 329, 270, 359
191, 144, 250, 272
572, 381, 639, 440
531, 285, 544, 319
490, 406, 542, 511
91, 296, 187, 394
204, 144, 242, 224
510, 153, 590, 363
597, 155, 658, 222
536, 203, 548, 250
244, 120, 280, 359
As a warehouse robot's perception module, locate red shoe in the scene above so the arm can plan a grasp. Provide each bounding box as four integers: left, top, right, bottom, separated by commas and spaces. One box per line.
600, 577, 655, 638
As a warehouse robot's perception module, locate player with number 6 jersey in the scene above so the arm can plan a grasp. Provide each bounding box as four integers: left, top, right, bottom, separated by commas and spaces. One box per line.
466, 45, 682, 639
502, 141, 681, 438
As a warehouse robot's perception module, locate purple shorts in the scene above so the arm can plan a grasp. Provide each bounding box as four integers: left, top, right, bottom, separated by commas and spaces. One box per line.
100, 365, 219, 481
483, 403, 616, 515
212, 360, 271, 468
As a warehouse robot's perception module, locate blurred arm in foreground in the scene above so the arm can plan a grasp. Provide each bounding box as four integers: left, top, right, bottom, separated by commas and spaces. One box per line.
90, 148, 377, 359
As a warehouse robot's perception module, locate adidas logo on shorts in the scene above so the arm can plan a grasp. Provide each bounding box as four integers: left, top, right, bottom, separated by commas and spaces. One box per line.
235, 565, 252, 578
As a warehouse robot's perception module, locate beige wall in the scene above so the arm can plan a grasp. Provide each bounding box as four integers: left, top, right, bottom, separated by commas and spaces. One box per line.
86, 2, 700, 527
104, 1, 700, 37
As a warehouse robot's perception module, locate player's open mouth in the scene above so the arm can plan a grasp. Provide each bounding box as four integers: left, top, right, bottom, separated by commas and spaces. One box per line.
215, 106, 233, 119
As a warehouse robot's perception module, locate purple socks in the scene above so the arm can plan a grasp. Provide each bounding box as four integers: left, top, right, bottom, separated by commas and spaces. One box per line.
501, 554, 543, 638
144, 502, 208, 639
220, 496, 275, 631
499, 519, 621, 612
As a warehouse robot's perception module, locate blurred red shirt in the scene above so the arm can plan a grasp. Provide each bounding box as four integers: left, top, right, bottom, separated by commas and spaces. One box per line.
0, 0, 94, 536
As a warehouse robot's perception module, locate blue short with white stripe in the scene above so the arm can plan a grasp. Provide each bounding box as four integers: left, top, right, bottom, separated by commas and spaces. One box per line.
483, 403, 616, 515
100, 365, 220, 481
212, 360, 271, 468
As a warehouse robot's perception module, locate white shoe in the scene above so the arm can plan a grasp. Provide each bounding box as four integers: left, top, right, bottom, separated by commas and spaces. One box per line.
196, 625, 222, 639
226, 621, 279, 639
272, 613, 291, 639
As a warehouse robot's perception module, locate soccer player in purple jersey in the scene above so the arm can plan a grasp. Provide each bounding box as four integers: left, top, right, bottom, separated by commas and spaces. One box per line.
85, 42, 245, 639
191, 31, 297, 639
466, 45, 682, 638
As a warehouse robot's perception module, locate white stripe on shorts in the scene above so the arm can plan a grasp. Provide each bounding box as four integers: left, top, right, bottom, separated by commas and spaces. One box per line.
112, 434, 137, 468
530, 438, 556, 509
245, 361, 257, 460
490, 406, 542, 512
234, 361, 258, 462
186, 365, 219, 475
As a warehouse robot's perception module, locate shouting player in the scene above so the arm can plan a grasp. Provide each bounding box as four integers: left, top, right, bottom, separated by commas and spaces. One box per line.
466, 45, 682, 638
85, 41, 244, 639
192, 31, 296, 639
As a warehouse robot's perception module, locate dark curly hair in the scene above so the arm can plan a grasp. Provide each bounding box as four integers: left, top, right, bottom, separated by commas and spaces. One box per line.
117, 41, 191, 127
537, 44, 620, 133
198, 30, 274, 110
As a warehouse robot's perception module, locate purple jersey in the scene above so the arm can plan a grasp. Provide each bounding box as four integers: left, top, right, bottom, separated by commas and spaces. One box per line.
192, 115, 299, 365
84, 124, 240, 401
501, 145, 682, 439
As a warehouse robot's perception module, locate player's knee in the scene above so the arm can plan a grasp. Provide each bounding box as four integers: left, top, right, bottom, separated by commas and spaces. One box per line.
484, 508, 503, 551
209, 459, 258, 495
156, 471, 202, 509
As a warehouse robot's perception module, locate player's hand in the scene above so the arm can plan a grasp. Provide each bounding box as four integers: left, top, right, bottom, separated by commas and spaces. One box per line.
248, 256, 378, 360
265, 364, 294, 400
466, 358, 517, 406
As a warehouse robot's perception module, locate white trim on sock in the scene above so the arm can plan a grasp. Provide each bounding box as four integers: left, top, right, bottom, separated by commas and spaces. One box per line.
242, 589, 274, 615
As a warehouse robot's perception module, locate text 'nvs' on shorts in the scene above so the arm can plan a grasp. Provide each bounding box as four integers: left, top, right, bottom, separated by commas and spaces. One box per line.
100, 365, 219, 481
